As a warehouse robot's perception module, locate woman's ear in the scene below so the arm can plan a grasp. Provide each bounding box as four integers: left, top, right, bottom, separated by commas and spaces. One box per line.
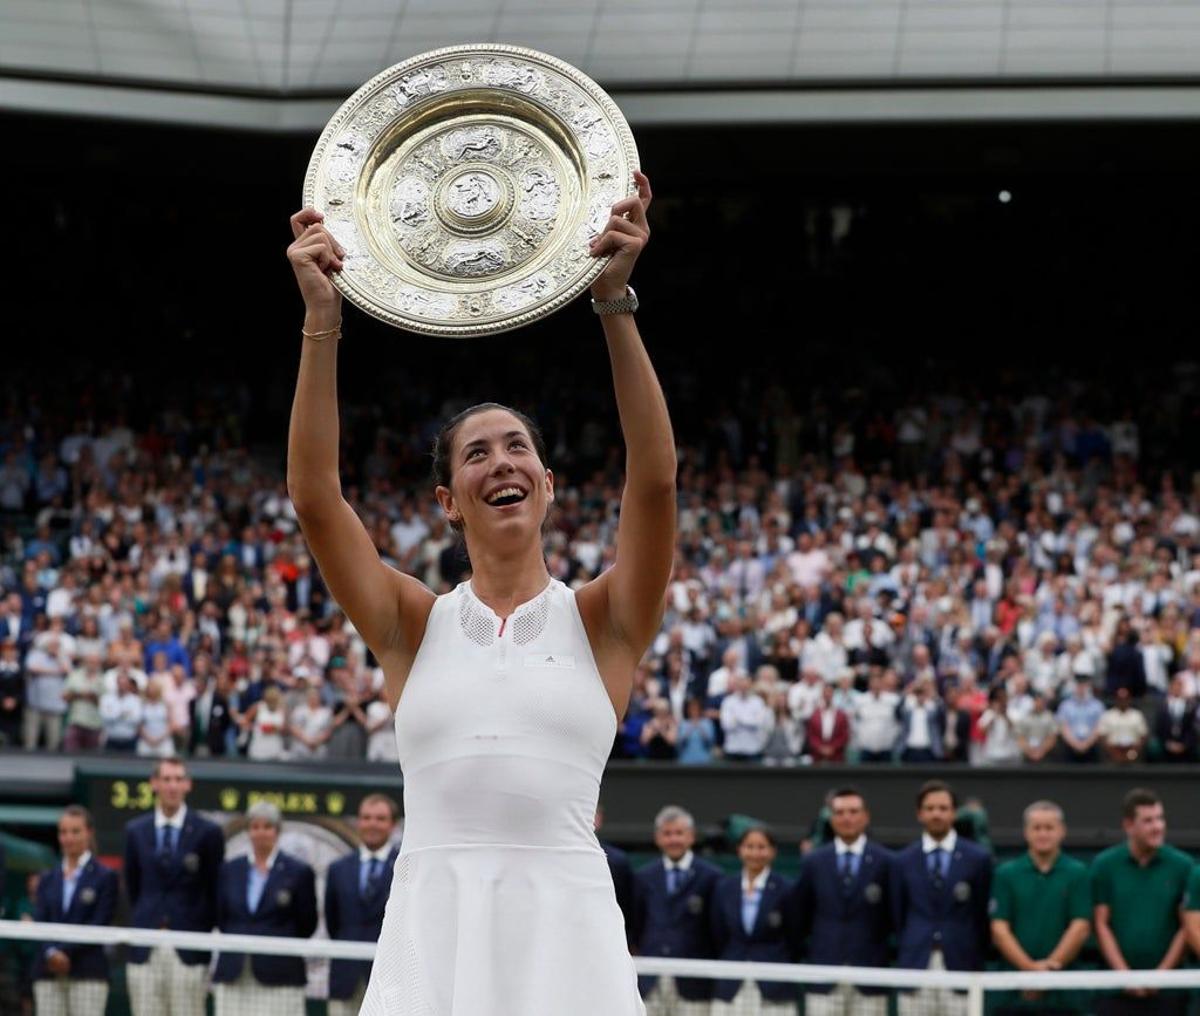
435, 484, 458, 522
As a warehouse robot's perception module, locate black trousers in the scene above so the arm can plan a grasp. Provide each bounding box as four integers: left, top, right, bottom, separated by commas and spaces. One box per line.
1095, 993, 1188, 1016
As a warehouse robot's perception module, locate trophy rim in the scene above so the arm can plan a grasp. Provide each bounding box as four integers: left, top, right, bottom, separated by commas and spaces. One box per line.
302, 43, 640, 338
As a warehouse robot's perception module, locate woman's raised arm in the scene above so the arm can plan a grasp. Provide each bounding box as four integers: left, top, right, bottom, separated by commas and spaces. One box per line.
284, 209, 433, 692
580, 173, 677, 659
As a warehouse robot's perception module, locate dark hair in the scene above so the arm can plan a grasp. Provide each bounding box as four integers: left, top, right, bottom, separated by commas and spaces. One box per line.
736, 824, 778, 850
431, 403, 548, 533
830, 786, 867, 808
60, 804, 95, 830
1122, 787, 1161, 821
916, 779, 957, 809
151, 756, 188, 779
359, 793, 400, 822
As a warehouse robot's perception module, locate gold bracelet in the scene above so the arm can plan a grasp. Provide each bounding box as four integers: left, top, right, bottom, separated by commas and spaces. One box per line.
302, 322, 342, 341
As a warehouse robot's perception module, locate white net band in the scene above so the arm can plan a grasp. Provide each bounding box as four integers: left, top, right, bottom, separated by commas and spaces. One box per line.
6, 919, 1200, 993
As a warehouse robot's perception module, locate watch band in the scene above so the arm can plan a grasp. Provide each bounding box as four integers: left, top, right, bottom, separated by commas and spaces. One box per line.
591, 285, 638, 316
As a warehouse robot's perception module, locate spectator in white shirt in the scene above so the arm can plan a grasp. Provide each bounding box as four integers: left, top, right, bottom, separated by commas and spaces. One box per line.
706, 646, 746, 701
977, 687, 1021, 765
288, 682, 333, 760
787, 666, 825, 725
854, 670, 900, 762
719, 674, 772, 763
100, 672, 142, 752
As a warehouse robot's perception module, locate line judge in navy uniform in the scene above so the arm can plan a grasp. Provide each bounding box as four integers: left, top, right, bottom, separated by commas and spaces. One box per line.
710, 825, 798, 1015
32, 805, 117, 1016
124, 756, 224, 1016
324, 793, 400, 1016
212, 800, 318, 1016
633, 804, 722, 1016
893, 779, 992, 1016
596, 802, 635, 945
796, 786, 893, 1016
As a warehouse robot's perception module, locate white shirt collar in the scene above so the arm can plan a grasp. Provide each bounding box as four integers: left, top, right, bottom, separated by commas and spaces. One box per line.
835, 835, 867, 856
155, 804, 187, 830
252, 847, 280, 872
922, 830, 957, 855
359, 844, 392, 864
63, 851, 92, 876
664, 849, 694, 872
743, 866, 770, 892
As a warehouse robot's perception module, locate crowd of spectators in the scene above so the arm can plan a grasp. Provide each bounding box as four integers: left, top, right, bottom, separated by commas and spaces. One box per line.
1, 369, 1199, 770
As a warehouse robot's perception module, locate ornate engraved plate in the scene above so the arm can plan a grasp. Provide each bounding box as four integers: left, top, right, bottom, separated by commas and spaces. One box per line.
304, 45, 639, 337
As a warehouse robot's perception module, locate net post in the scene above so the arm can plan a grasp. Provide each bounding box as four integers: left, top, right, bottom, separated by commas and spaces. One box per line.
966, 977, 985, 1016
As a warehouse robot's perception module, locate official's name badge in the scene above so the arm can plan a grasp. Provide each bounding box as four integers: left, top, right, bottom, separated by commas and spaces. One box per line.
79, 887, 96, 906
687, 894, 704, 915
524, 653, 575, 669
767, 910, 782, 928
183, 852, 200, 873
276, 889, 292, 907
954, 881, 971, 902
864, 882, 883, 904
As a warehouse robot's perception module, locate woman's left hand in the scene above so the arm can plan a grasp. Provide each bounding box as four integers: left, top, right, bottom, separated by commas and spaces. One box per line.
588, 170, 652, 301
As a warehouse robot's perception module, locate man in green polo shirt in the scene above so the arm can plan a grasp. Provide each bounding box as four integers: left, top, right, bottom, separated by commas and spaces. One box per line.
990, 800, 1090, 1014
1182, 859, 1200, 958
1091, 787, 1192, 1015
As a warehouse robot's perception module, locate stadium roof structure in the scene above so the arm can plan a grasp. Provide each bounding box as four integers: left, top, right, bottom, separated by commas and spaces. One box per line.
3, 0, 1200, 130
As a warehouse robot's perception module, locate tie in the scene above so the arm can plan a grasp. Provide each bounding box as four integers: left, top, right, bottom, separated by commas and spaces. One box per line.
667, 866, 679, 895
159, 825, 175, 858
362, 857, 383, 896
928, 848, 945, 887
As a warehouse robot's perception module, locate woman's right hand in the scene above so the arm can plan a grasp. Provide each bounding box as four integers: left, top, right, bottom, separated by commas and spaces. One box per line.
287, 208, 345, 321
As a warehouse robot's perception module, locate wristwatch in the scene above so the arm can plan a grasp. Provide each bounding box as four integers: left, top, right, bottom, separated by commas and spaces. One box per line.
591, 285, 638, 316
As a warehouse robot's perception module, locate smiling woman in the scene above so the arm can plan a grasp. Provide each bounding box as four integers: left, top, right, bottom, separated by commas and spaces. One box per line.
284, 171, 673, 1015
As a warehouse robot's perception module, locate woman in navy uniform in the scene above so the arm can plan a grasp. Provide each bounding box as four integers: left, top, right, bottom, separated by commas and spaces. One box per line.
710, 825, 798, 1015
32, 805, 118, 1016
211, 801, 318, 1016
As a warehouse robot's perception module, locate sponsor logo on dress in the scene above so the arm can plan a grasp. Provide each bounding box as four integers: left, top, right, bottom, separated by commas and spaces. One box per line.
524, 653, 575, 669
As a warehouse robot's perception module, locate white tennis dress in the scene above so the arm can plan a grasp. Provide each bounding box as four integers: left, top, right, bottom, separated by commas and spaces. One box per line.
359, 578, 646, 1016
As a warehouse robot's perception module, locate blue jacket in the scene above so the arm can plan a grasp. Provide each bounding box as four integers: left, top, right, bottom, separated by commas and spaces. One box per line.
32, 856, 118, 981
632, 855, 722, 1001
892, 837, 992, 971
212, 851, 318, 986
601, 840, 634, 945
710, 870, 799, 1002
123, 810, 224, 964
324, 847, 397, 1000
795, 841, 893, 992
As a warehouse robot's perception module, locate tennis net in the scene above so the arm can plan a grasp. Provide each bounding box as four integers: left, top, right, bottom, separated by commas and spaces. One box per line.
4, 919, 1200, 1015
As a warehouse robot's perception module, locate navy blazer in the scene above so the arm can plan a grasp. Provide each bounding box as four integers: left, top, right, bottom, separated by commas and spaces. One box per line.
632, 855, 722, 1001
32, 856, 118, 981
212, 851, 318, 986
710, 870, 799, 1003
892, 837, 992, 971
601, 840, 635, 945
124, 810, 225, 965
324, 847, 397, 1000
795, 841, 893, 993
